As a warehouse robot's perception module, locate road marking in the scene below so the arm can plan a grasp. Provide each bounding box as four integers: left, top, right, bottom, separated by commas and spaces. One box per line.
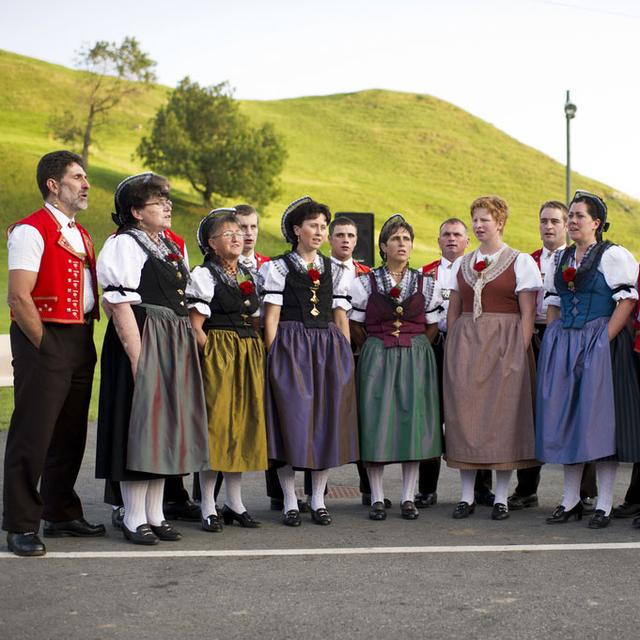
1, 542, 640, 559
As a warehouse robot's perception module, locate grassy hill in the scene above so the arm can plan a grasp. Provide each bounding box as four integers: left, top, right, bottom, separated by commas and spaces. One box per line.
1, 48, 639, 425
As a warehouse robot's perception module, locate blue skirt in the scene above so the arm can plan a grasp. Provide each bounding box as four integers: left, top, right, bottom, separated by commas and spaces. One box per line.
536, 316, 640, 464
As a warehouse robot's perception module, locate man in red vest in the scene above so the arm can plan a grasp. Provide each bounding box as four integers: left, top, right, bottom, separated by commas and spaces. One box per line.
3, 150, 105, 556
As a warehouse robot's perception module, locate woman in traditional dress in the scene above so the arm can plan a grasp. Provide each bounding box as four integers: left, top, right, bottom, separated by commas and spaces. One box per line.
349, 215, 443, 521
260, 196, 359, 527
536, 190, 640, 528
444, 195, 542, 521
95, 173, 209, 545
187, 209, 268, 532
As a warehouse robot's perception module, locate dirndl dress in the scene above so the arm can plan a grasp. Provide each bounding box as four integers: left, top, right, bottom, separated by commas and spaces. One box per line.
95, 231, 209, 482
187, 261, 268, 472
443, 247, 539, 470
261, 252, 359, 469
350, 267, 442, 463
535, 242, 640, 464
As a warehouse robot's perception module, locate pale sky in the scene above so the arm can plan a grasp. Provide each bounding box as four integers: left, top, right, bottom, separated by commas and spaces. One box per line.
3, 0, 639, 197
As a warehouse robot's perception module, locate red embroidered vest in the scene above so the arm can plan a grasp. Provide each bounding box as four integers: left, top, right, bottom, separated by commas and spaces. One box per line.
422, 259, 441, 278
354, 260, 370, 276
9, 208, 99, 324
255, 251, 270, 268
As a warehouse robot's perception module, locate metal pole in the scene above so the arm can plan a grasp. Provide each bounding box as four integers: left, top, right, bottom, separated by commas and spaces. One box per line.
566, 89, 571, 206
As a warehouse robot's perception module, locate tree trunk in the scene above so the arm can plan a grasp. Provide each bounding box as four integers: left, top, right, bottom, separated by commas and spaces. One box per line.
82, 103, 96, 168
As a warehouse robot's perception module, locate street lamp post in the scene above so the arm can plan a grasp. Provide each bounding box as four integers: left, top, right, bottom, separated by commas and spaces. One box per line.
564, 90, 577, 205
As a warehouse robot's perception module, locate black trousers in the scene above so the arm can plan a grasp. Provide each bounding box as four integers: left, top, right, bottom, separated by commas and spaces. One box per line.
623, 463, 640, 503
2, 322, 96, 532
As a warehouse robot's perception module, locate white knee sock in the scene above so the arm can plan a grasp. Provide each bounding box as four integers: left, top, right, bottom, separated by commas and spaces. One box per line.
401, 462, 420, 503
224, 472, 245, 513
277, 465, 298, 513
595, 461, 618, 516
145, 478, 166, 526
494, 470, 513, 507
460, 469, 476, 504
311, 469, 330, 511
121, 480, 148, 531
366, 465, 385, 504
562, 463, 584, 510
199, 470, 219, 518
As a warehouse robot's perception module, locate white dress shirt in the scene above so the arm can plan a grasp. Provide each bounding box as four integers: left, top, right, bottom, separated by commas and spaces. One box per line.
535, 245, 566, 323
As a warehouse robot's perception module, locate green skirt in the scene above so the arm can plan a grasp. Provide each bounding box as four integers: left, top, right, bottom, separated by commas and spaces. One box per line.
202, 330, 268, 472
357, 334, 442, 463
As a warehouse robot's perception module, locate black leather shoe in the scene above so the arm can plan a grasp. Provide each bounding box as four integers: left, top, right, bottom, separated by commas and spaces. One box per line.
414, 492, 437, 508
612, 502, 640, 518
369, 501, 387, 521
452, 501, 475, 519
7, 532, 46, 557
581, 497, 596, 514
221, 505, 261, 528
163, 500, 201, 522
632, 514, 640, 529
150, 520, 182, 541
43, 518, 106, 538
201, 514, 223, 533
311, 508, 332, 526
282, 509, 301, 527
507, 493, 539, 510
475, 491, 495, 507
122, 523, 159, 545
588, 509, 611, 529
111, 506, 125, 530
362, 494, 392, 508
401, 500, 419, 520
546, 502, 583, 524
491, 502, 509, 520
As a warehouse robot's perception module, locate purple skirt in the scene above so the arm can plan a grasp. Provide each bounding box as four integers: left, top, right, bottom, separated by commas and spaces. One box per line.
535, 317, 615, 464
266, 321, 359, 469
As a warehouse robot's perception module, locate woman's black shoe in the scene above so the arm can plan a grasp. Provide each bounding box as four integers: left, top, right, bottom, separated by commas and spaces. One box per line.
401, 501, 419, 520
222, 505, 261, 528
491, 503, 509, 520
122, 523, 159, 545
311, 508, 332, 526
452, 501, 475, 519
150, 521, 182, 541
201, 514, 223, 533
369, 501, 387, 521
546, 502, 583, 524
282, 510, 301, 527
588, 509, 611, 529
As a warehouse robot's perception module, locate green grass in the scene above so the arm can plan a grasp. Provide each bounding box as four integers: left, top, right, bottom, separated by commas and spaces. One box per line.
1, 48, 639, 428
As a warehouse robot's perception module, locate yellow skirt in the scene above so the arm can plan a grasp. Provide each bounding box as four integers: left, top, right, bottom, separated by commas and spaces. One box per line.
201, 330, 268, 472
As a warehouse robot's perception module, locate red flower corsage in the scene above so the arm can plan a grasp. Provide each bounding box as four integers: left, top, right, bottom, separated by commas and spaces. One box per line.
389, 286, 401, 299
167, 252, 182, 263
238, 280, 255, 296
473, 259, 488, 272
307, 267, 321, 284
562, 265, 577, 290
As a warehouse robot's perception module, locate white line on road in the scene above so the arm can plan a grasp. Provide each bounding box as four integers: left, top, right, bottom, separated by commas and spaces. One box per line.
1, 542, 640, 559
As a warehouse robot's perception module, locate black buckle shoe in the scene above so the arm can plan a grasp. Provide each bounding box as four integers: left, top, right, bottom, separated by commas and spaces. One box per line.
588, 509, 611, 529
401, 501, 419, 520
491, 502, 509, 520
201, 514, 223, 533
163, 500, 201, 522
221, 505, 261, 528
311, 508, 332, 526
452, 501, 475, 519
612, 502, 640, 518
282, 510, 301, 527
43, 518, 106, 538
122, 523, 159, 545
546, 502, 583, 524
7, 532, 46, 557
150, 520, 182, 541
369, 501, 387, 521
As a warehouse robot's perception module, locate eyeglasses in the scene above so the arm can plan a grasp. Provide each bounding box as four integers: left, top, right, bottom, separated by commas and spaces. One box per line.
145, 198, 172, 208
211, 231, 246, 240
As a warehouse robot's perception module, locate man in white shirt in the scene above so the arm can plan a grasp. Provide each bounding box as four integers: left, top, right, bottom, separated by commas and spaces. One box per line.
3, 150, 105, 557
235, 204, 270, 274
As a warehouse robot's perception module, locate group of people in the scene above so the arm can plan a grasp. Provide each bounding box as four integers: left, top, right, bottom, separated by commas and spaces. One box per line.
3, 149, 640, 557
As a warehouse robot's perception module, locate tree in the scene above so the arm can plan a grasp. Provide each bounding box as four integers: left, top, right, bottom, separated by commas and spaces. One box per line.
137, 78, 287, 207
49, 37, 156, 167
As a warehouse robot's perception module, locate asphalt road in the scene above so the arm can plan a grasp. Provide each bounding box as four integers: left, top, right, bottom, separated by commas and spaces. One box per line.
1, 427, 639, 640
